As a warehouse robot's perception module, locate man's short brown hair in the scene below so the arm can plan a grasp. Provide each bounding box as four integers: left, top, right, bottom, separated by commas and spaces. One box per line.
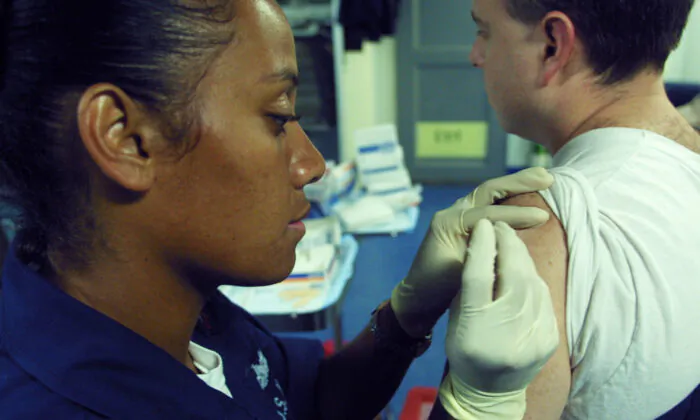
505, 0, 695, 84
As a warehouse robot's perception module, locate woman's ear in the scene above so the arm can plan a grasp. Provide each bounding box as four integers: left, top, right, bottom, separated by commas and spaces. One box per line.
77, 84, 160, 192
539, 12, 576, 86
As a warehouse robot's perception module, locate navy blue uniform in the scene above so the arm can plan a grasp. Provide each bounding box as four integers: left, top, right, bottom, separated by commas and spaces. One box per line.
0, 246, 324, 419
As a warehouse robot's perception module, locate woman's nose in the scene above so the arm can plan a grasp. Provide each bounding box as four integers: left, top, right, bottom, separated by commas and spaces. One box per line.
289, 125, 326, 188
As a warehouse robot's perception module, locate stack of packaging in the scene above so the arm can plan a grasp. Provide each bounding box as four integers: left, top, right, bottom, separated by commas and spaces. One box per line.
303, 161, 357, 216
333, 124, 422, 234
291, 216, 343, 282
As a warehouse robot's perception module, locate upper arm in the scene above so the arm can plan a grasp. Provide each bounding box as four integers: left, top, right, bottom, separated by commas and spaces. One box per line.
501, 192, 572, 420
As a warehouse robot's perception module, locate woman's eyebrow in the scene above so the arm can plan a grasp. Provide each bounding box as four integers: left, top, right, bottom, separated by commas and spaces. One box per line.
260, 69, 299, 87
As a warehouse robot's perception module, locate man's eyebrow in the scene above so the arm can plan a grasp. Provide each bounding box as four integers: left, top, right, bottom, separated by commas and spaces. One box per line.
471, 10, 486, 25
261, 69, 299, 87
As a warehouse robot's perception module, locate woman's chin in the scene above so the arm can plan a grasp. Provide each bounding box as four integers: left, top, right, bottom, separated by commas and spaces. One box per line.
223, 265, 295, 288
254, 273, 292, 287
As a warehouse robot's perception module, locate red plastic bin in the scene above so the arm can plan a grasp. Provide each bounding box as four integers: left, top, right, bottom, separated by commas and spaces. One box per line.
400, 387, 439, 420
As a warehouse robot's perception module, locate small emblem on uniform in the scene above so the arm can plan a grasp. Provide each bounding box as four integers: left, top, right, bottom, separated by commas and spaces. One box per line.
251, 350, 269, 389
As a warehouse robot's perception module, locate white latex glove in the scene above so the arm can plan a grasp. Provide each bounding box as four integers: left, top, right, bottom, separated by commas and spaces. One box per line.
391, 168, 554, 338
439, 219, 559, 420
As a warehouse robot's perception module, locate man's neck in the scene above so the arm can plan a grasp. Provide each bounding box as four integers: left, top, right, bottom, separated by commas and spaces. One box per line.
546, 72, 700, 155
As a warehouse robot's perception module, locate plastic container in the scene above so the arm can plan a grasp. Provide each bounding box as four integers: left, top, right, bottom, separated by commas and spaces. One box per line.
399, 387, 439, 420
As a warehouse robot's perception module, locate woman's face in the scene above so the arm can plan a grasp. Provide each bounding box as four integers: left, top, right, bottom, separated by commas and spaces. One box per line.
148, 0, 325, 286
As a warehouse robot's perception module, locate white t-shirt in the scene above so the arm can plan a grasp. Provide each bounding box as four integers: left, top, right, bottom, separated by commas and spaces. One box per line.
539, 128, 700, 419
189, 341, 232, 399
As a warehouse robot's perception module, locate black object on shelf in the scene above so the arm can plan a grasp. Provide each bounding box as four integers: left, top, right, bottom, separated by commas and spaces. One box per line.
339, 0, 401, 51
665, 82, 700, 107
295, 24, 337, 129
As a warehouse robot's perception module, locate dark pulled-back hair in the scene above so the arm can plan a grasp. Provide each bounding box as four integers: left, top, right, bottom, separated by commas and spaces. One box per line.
0, 0, 235, 268
505, 0, 696, 84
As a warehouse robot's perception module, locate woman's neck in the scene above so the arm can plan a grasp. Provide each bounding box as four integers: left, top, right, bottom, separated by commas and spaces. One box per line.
51, 247, 205, 372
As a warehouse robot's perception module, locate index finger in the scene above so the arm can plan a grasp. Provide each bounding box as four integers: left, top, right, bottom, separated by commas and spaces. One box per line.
493, 221, 541, 299
471, 168, 554, 207
461, 219, 498, 308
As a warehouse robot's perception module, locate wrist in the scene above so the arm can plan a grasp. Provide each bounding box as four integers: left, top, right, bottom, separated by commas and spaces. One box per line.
439, 373, 527, 420
370, 301, 432, 359
390, 285, 437, 339
383, 301, 425, 342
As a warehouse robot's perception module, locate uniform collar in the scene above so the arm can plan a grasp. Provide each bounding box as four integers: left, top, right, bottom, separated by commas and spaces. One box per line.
0, 244, 254, 419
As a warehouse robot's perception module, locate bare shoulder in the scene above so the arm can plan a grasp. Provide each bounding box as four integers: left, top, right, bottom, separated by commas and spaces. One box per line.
499, 192, 567, 319
500, 192, 566, 252
501, 192, 572, 420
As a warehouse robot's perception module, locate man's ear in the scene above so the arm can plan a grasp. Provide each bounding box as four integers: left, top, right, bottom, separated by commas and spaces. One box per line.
77, 84, 160, 192
538, 12, 576, 86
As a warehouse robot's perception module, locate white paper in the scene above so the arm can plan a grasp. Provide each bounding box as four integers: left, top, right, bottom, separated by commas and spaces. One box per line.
370, 185, 424, 210
360, 167, 413, 192
356, 145, 405, 171
334, 196, 396, 231
296, 216, 342, 250
292, 244, 337, 277
304, 160, 357, 214
349, 206, 420, 235
353, 124, 399, 151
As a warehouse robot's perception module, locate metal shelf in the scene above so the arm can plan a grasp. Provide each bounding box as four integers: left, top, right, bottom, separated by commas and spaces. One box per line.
281, 1, 345, 152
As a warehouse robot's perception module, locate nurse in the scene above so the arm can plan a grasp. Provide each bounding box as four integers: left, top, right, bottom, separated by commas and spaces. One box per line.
0, 0, 558, 418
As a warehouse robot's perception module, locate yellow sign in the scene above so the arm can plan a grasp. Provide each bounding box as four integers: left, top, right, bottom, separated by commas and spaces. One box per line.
415, 121, 488, 159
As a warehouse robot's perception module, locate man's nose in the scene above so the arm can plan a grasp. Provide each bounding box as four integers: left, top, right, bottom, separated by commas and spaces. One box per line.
469, 44, 483, 68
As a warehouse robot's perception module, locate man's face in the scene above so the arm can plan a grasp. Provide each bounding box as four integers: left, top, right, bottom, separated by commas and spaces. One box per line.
470, 0, 544, 138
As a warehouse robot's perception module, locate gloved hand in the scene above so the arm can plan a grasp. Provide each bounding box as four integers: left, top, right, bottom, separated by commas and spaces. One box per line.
390, 168, 554, 338
439, 219, 559, 419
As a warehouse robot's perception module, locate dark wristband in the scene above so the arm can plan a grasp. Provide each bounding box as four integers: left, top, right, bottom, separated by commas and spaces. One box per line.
370, 301, 432, 358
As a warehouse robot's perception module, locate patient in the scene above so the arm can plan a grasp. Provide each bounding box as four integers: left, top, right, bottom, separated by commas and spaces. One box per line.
467, 0, 700, 419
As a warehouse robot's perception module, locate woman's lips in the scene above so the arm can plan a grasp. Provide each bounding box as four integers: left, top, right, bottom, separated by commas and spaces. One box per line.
288, 221, 306, 234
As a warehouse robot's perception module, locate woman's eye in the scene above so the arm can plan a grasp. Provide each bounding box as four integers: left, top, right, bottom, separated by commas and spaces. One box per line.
267, 114, 302, 135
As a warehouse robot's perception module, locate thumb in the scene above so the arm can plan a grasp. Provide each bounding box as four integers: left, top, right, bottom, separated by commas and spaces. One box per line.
493, 221, 541, 299
461, 219, 498, 308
